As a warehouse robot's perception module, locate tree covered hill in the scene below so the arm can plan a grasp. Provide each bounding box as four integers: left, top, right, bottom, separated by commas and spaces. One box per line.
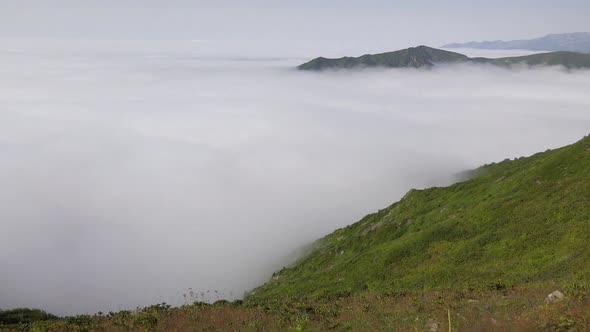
297, 46, 468, 70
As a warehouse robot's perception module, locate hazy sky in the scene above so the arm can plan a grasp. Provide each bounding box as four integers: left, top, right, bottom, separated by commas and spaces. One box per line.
1, 0, 589, 55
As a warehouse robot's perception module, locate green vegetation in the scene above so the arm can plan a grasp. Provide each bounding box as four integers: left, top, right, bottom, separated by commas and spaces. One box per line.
0, 309, 57, 325
297, 45, 590, 70
297, 46, 468, 70
2, 288, 589, 331
249, 135, 590, 302
473, 51, 590, 68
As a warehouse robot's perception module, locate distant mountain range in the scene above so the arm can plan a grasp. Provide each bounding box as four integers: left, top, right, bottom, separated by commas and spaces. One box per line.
297, 45, 590, 71
442, 32, 590, 53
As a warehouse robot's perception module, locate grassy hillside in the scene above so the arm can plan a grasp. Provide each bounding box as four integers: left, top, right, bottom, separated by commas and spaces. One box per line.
248, 135, 590, 302
3, 288, 589, 331
298, 46, 590, 70
297, 46, 468, 70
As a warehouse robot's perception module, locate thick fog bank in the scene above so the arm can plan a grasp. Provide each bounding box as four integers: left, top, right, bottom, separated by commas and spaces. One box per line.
1, 42, 589, 315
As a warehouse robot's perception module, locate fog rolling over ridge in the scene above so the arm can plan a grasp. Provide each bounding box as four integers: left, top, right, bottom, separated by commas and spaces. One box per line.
1, 41, 590, 315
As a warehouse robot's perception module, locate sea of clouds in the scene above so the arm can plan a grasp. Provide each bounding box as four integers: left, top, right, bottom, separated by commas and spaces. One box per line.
1, 40, 589, 315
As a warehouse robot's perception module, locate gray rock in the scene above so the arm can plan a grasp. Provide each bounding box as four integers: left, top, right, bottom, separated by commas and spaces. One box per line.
545, 290, 565, 303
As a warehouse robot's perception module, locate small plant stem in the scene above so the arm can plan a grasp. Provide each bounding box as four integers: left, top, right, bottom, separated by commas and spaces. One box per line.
448, 308, 452, 332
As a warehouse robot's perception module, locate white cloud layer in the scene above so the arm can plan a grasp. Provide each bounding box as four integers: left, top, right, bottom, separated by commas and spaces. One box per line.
1, 40, 589, 315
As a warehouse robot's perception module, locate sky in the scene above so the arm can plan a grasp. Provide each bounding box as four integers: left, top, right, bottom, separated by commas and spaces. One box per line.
1, 0, 589, 56
0, 0, 590, 316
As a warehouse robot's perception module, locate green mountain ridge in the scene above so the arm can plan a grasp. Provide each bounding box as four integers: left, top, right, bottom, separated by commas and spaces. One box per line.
298, 45, 590, 70
297, 46, 468, 70
248, 135, 590, 302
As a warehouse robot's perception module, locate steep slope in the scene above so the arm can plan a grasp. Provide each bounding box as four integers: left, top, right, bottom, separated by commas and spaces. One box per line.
297, 46, 469, 70
298, 46, 590, 70
443, 32, 590, 53
249, 135, 590, 302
